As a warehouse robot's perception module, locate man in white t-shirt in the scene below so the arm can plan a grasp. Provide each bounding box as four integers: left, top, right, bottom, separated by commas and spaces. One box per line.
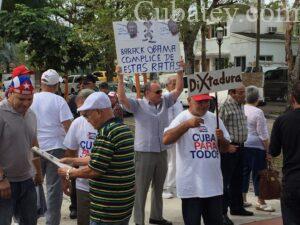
59, 89, 97, 225
30, 69, 74, 225
163, 76, 183, 199
163, 94, 235, 225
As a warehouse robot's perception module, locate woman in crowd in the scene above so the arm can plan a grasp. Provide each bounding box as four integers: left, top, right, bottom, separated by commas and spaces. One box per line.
242, 86, 275, 212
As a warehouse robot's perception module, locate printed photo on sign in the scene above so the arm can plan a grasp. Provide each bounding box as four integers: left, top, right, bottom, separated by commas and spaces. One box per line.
188, 67, 242, 96
113, 20, 181, 73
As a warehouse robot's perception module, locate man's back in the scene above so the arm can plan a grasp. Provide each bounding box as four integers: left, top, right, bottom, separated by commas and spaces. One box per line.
30, 92, 73, 150
270, 109, 300, 188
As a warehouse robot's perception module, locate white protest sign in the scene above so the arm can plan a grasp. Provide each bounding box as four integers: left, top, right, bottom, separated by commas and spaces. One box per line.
188, 67, 243, 96
113, 20, 181, 73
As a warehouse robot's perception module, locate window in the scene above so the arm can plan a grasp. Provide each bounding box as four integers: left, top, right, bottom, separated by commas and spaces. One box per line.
259, 55, 273, 62
68, 76, 74, 83
234, 56, 246, 71
215, 58, 229, 70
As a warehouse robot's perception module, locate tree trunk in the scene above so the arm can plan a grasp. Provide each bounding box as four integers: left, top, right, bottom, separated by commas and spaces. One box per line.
201, 23, 207, 72
283, 0, 300, 105
293, 42, 300, 80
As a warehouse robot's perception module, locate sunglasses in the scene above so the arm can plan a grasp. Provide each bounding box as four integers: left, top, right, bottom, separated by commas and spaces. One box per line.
154, 90, 162, 95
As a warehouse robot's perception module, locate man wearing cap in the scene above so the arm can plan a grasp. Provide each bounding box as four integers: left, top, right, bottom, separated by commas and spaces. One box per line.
0, 74, 39, 225
58, 92, 135, 225
58, 89, 96, 225
31, 69, 73, 225
117, 62, 184, 225
163, 94, 234, 225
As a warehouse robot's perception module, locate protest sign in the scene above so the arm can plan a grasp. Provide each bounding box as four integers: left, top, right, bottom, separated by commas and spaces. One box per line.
32, 147, 72, 169
113, 20, 181, 73
188, 67, 242, 96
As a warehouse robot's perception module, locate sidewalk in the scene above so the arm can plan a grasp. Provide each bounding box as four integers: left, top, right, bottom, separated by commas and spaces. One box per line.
37, 191, 281, 225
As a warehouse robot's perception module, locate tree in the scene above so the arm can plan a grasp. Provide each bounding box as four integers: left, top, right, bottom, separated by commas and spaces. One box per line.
0, 3, 99, 73
282, 0, 300, 102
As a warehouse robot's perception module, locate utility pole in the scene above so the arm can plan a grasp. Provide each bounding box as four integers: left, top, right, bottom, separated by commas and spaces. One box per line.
256, 0, 261, 71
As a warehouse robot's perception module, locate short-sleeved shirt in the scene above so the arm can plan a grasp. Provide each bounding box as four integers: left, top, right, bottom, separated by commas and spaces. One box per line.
164, 110, 230, 198
63, 116, 97, 192
219, 96, 248, 144
126, 92, 175, 152
88, 118, 135, 223
244, 105, 269, 150
30, 92, 74, 151
0, 100, 37, 182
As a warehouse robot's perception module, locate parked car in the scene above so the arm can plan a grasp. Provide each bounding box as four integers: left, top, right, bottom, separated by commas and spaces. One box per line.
60, 74, 83, 94
264, 68, 288, 102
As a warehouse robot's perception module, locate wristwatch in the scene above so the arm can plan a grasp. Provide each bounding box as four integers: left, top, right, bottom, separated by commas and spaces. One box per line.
0, 172, 6, 181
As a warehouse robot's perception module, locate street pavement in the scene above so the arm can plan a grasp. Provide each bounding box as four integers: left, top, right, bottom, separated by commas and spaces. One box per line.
36, 190, 281, 225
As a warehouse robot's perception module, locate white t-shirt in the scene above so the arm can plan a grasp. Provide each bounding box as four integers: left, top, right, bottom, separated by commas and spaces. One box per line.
63, 116, 97, 192
31, 92, 73, 151
164, 110, 230, 198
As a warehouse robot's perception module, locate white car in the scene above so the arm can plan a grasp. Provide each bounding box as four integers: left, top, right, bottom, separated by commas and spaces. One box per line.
60, 75, 83, 94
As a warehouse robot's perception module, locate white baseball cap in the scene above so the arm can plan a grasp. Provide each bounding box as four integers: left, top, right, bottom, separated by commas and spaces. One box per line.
41, 69, 63, 85
77, 92, 112, 112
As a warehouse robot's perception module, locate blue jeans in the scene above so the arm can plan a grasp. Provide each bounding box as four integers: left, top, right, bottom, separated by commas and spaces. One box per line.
0, 178, 37, 225
90, 218, 130, 225
242, 147, 267, 196
41, 149, 65, 225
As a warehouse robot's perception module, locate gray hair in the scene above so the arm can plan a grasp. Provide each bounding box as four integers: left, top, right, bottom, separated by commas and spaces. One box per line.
246, 86, 260, 104
77, 89, 95, 101
165, 76, 176, 86
144, 80, 160, 93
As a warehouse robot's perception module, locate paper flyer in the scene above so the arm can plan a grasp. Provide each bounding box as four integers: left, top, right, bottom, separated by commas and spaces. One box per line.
31, 147, 72, 169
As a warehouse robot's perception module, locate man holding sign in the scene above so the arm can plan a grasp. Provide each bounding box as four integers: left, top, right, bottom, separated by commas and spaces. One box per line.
163, 94, 233, 225
117, 61, 184, 225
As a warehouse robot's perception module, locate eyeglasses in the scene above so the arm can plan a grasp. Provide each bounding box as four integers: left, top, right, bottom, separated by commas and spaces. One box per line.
154, 90, 162, 95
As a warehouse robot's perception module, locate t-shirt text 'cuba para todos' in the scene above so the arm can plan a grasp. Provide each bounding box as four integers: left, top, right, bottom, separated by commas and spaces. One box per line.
165, 110, 230, 198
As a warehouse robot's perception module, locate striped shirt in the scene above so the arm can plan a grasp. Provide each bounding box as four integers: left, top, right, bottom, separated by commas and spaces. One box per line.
88, 118, 135, 223
219, 96, 248, 144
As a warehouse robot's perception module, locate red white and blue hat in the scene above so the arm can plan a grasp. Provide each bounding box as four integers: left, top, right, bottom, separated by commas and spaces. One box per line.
9, 75, 34, 95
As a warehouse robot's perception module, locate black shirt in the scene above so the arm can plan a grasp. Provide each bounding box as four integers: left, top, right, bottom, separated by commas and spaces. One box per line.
269, 108, 300, 188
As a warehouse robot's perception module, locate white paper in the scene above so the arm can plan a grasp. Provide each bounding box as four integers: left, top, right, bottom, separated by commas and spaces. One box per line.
31, 147, 72, 169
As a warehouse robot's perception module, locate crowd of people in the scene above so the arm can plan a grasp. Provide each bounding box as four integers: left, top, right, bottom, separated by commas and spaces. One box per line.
0, 64, 300, 225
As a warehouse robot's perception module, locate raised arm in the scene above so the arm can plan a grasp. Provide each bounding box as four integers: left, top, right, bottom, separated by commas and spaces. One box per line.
170, 60, 185, 101
116, 66, 132, 112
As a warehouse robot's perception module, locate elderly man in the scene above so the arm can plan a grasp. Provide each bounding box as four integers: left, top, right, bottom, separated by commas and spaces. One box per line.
59, 89, 96, 225
163, 76, 183, 199
163, 94, 233, 225
58, 92, 135, 225
117, 63, 184, 225
30, 69, 73, 225
0, 73, 39, 225
269, 81, 300, 225
219, 85, 253, 225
